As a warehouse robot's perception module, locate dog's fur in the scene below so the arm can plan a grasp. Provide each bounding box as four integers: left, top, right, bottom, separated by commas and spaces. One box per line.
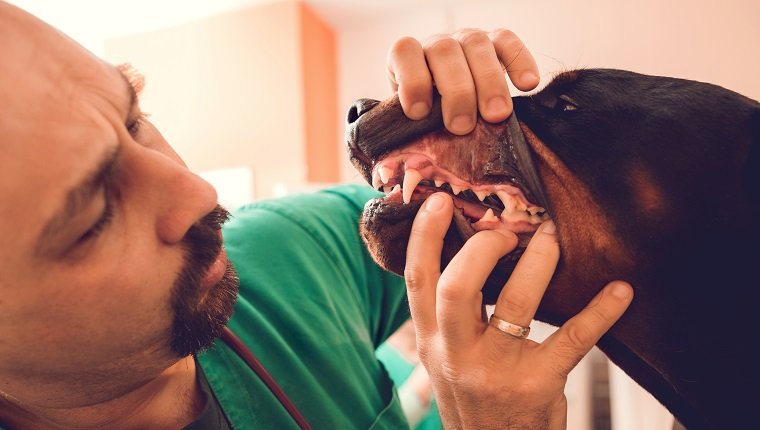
347, 69, 759, 429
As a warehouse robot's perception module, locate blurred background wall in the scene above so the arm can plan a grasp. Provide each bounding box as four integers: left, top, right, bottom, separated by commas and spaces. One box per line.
10, 1, 759, 428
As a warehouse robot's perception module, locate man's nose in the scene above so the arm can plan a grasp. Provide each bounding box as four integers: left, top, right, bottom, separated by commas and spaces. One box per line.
121, 142, 219, 245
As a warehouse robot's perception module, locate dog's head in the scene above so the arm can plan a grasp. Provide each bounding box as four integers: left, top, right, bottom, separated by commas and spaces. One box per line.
348, 69, 758, 307
347, 68, 760, 427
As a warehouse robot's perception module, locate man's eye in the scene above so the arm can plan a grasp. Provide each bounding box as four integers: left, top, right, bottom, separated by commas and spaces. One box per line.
127, 112, 147, 137
78, 201, 114, 244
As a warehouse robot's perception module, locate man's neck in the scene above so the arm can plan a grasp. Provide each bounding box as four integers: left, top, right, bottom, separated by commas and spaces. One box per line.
0, 356, 204, 430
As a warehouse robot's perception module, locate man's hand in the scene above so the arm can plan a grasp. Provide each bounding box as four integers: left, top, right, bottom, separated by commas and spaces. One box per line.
405, 193, 634, 429
386, 29, 539, 135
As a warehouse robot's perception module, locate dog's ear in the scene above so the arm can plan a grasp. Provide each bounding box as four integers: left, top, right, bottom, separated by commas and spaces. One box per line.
744, 107, 760, 204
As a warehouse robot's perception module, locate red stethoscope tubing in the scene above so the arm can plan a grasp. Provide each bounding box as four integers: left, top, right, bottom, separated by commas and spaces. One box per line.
220, 327, 313, 430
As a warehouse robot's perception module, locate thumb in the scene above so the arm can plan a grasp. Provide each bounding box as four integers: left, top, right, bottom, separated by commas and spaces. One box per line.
408, 193, 454, 251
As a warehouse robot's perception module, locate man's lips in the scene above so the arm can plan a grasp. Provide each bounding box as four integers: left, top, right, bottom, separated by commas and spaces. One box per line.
200, 232, 228, 292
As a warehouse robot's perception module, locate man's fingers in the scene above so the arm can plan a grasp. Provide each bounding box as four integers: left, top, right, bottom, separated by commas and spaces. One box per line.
489, 29, 539, 92
387, 36, 433, 120
405, 193, 454, 336
423, 34, 477, 135
388, 29, 538, 132
492, 221, 559, 328
437, 229, 518, 349
455, 29, 512, 123
543, 281, 634, 377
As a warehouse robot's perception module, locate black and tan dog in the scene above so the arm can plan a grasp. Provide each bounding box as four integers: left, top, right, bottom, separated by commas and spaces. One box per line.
346, 69, 759, 429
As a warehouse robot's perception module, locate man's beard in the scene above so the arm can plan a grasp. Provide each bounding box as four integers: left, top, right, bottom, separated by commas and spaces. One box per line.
169, 206, 240, 358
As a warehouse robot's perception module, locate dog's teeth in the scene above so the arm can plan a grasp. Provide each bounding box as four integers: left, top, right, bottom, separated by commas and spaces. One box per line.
502, 210, 532, 223
450, 184, 463, 195
474, 190, 489, 201
378, 166, 393, 184
527, 206, 546, 216
480, 208, 498, 222
496, 191, 517, 213
392, 184, 401, 193
434, 179, 444, 188
383, 186, 392, 193
402, 169, 423, 204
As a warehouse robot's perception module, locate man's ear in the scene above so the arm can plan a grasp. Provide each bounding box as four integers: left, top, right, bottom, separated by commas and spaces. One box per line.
743, 107, 760, 204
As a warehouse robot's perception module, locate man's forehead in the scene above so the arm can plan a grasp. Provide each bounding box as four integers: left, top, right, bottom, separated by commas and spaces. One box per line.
0, 2, 130, 113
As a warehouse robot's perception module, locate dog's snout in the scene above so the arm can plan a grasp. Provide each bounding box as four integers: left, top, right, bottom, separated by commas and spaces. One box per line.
347, 98, 380, 125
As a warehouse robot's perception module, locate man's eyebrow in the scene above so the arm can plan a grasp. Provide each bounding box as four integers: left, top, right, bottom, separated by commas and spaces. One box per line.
116, 63, 144, 115
36, 145, 121, 255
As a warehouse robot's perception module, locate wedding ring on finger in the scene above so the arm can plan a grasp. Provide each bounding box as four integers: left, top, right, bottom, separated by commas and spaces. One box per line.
488, 315, 530, 339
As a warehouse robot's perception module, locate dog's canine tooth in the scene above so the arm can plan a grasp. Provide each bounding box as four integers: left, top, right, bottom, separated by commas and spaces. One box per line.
480, 208, 498, 222
378, 165, 393, 184
496, 191, 517, 213
402, 169, 424, 204
391, 184, 401, 193
450, 184, 464, 195
474, 190, 488, 201
434, 179, 444, 188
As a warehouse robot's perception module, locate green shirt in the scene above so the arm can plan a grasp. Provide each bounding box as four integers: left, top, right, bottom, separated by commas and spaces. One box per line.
198, 185, 411, 429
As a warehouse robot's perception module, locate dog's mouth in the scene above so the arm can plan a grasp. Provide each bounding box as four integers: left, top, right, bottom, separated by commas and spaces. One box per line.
347, 94, 551, 302
369, 142, 549, 249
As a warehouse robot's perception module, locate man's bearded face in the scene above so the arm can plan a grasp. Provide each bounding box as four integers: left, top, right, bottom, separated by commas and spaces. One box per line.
0, 1, 240, 407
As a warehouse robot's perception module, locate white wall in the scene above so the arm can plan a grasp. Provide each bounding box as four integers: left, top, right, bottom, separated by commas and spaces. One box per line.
8, 0, 272, 55
335, 0, 760, 181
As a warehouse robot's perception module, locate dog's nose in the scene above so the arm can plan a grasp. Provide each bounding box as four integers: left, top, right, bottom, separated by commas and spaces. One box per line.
347, 98, 380, 125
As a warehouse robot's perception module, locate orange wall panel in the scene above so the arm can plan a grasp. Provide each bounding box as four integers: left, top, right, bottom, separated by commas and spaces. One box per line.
299, 2, 339, 183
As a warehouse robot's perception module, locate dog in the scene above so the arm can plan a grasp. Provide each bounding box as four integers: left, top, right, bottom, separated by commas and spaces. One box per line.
346, 68, 759, 429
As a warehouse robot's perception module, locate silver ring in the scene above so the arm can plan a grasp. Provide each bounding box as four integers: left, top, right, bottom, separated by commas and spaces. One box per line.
488, 315, 530, 339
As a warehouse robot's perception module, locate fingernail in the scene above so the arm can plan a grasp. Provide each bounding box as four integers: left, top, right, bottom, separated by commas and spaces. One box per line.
486, 96, 508, 117
520, 71, 539, 86
409, 101, 430, 119
450, 115, 473, 134
424, 193, 446, 212
539, 220, 556, 234
610, 282, 632, 300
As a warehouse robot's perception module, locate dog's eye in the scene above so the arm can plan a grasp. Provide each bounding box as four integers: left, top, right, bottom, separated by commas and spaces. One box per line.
557, 94, 579, 112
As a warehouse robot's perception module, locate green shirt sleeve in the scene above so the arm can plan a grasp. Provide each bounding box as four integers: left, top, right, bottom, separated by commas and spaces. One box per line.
199, 184, 410, 429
